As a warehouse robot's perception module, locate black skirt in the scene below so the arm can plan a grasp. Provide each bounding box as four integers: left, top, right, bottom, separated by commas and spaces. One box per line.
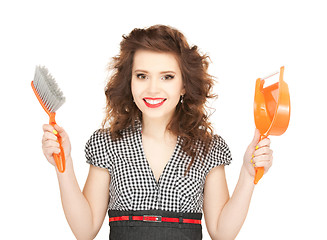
108, 209, 203, 240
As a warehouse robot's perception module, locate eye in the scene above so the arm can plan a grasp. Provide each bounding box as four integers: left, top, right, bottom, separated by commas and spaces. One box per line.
136, 74, 147, 80
161, 74, 175, 80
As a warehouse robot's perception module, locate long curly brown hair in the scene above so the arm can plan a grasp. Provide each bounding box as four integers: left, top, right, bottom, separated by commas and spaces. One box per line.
102, 24, 217, 175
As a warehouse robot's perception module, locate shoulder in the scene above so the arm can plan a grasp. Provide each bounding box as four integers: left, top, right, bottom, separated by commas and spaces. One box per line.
86, 128, 112, 147
84, 128, 122, 171
209, 134, 231, 154
86, 121, 141, 150
203, 134, 232, 174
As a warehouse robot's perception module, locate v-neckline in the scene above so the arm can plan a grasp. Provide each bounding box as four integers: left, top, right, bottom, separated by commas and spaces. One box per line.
137, 126, 180, 187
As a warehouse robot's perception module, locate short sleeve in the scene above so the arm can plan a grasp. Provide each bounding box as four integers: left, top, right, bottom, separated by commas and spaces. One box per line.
85, 129, 113, 173
205, 134, 232, 175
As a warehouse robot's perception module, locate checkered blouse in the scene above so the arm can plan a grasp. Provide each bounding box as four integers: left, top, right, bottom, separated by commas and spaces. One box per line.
85, 120, 232, 214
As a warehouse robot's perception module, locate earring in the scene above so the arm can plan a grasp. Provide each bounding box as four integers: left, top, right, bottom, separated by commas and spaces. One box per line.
180, 95, 184, 104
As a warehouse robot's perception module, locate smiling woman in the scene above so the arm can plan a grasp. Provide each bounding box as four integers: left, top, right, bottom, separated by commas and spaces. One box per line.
40, 24, 273, 240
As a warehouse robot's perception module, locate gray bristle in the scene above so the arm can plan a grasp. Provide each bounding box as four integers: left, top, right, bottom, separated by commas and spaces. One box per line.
33, 66, 66, 112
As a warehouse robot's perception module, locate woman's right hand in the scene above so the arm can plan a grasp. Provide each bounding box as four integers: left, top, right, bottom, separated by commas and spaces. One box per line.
42, 124, 72, 167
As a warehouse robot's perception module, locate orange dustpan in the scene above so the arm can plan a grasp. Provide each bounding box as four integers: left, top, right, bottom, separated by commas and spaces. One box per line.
253, 66, 290, 184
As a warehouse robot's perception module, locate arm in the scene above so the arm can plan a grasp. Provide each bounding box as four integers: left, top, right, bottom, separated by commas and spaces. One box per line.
203, 129, 273, 240
203, 165, 254, 240
42, 124, 110, 240
57, 160, 110, 240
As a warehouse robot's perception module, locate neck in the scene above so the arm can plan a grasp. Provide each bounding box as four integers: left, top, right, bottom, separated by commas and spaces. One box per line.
142, 116, 172, 140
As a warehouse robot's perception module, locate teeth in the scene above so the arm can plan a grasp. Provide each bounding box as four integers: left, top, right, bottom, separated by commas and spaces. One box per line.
144, 99, 165, 104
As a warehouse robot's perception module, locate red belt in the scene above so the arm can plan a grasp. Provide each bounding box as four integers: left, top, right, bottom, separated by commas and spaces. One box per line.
109, 215, 201, 224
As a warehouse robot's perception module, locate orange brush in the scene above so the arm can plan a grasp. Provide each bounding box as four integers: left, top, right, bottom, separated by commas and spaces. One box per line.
253, 66, 291, 184
31, 66, 66, 173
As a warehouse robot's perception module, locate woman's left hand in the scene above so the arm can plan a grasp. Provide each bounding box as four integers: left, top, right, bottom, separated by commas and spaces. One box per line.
243, 129, 273, 178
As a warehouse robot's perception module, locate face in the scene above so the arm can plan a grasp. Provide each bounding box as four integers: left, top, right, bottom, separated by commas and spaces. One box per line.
131, 50, 185, 122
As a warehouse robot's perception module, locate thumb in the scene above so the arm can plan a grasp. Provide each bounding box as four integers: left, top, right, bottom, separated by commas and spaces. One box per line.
250, 128, 261, 148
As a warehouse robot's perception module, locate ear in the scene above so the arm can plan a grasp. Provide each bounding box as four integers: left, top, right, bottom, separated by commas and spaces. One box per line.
181, 86, 186, 95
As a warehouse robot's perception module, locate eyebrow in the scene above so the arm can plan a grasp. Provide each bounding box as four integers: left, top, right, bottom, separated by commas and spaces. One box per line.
134, 70, 176, 74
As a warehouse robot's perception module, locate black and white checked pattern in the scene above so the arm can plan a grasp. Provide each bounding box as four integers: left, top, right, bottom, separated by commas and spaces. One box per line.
85, 120, 232, 213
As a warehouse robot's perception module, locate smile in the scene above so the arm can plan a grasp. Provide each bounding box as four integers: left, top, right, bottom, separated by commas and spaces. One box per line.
143, 98, 167, 108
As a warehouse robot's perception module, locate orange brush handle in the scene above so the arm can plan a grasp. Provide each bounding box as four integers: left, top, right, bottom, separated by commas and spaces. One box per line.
49, 112, 66, 173
31, 81, 65, 173
254, 135, 266, 184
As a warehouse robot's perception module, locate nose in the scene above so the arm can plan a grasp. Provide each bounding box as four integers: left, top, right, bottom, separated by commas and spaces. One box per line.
148, 77, 160, 94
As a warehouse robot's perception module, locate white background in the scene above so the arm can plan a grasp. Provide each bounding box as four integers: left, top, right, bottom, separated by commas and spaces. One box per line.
1, 0, 326, 239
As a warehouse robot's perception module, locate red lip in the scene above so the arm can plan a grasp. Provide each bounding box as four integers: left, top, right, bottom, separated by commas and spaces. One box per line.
143, 98, 166, 108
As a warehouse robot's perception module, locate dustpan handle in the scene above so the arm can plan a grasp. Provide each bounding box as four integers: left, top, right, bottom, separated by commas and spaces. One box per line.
254, 167, 264, 184
254, 135, 266, 184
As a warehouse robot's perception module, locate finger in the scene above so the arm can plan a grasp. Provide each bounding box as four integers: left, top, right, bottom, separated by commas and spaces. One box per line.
50, 146, 61, 154
43, 147, 61, 158
42, 131, 58, 142
54, 124, 68, 138
254, 147, 273, 156
54, 124, 64, 134
253, 155, 273, 165
43, 139, 60, 148
254, 158, 272, 169
256, 138, 271, 148
43, 124, 57, 135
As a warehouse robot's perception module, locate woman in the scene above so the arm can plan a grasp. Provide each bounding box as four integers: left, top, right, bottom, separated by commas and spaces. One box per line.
42, 25, 273, 239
